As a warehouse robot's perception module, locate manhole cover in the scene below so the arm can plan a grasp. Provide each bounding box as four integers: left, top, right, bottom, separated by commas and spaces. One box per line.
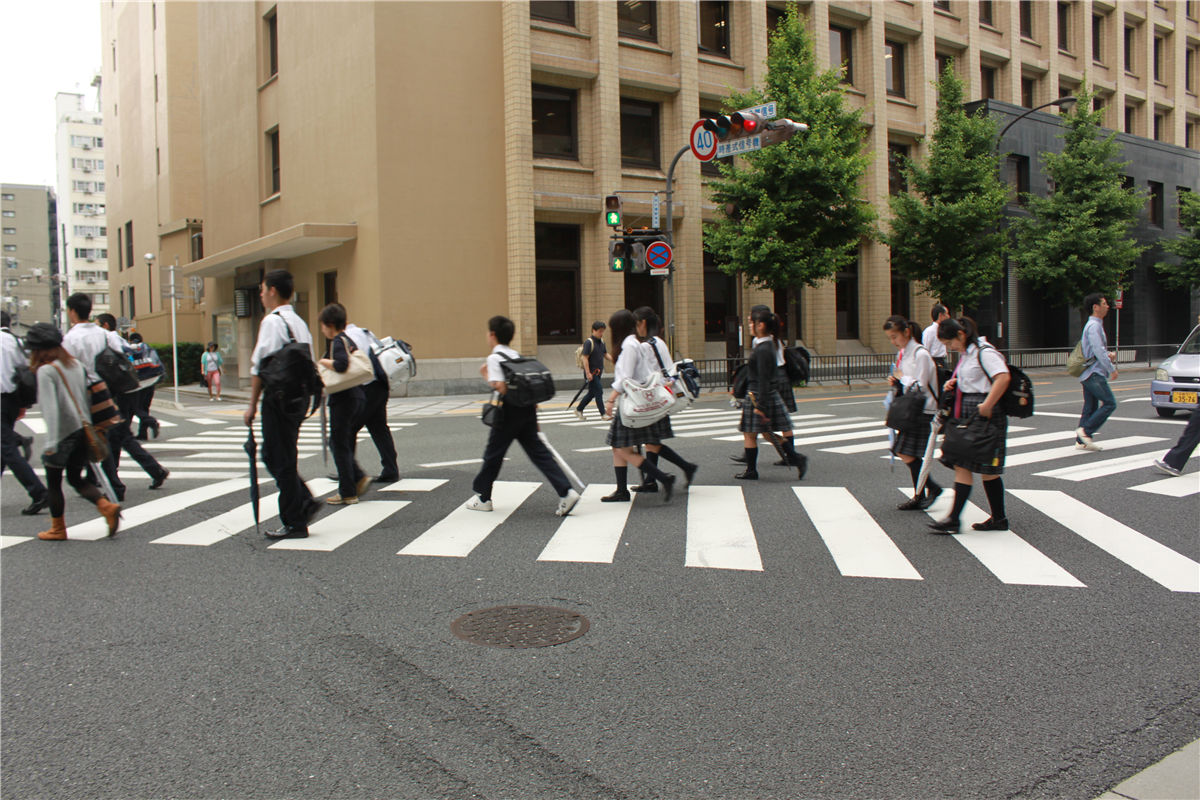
451, 605, 589, 649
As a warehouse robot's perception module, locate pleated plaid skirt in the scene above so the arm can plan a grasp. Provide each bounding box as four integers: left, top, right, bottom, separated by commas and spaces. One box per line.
939, 392, 1007, 474
605, 409, 673, 448
892, 413, 935, 458
739, 390, 793, 434
777, 379, 798, 413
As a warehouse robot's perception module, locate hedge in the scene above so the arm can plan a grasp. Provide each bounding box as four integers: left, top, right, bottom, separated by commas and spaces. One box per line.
148, 342, 206, 387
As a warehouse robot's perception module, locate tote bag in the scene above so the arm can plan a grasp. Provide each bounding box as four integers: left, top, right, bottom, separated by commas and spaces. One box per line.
618, 370, 675, 428
317, 335, 374, 394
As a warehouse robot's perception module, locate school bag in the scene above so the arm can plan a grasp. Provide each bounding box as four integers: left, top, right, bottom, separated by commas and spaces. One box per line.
131, 344, 165, 388
782, 346, 810, 384
257, 312, 323, 419
94, 347, 140, 395
1065, 340, 1094, 377
979, 344, 1035, 418
673, 358, 702, 402
13, 364, 37, 408
498, 353, 555, 407
574, 342, 589, 373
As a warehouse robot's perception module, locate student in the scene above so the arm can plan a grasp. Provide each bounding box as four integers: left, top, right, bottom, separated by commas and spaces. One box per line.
929, 316, 1011, 534
1152, 410, 1200, 477
601, 309, 678, 503
243, 269, 321, 540
468, 315, 580, 516
1, 311, 48, 515
731, 305, 799, 468
735, 312, 806, 480
922, 304, 950, 370
127, 333, 161, 440
629, 306, 697, 493
884, 315, 943, 510
25, 323, 121, 540
317, 303, 370, 505
343, 320, 399, 483
573, 321, 609, 421
96, 313, 170, 491
201, 342, 224, 402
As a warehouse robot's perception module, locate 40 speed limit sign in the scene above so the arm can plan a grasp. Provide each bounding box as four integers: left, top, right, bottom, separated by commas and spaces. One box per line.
690, 119, 717, 162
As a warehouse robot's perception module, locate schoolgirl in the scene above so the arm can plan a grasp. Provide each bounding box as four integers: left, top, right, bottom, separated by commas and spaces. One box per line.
930, 316, 1011, 534
883, 315, 943, 510
629, 306, 698, 494
602, 309, 677, 503
731, 305, 800, 469
736, 312, 807, 480
26, 323, 121, 540
318, 303, 370, 505
201, 342, 224, 401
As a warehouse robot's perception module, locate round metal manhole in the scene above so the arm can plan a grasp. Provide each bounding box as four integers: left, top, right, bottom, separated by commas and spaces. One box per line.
451, 605, 589, 649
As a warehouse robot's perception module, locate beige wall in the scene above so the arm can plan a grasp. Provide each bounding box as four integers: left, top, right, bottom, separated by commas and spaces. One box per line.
1, 185, 57, 331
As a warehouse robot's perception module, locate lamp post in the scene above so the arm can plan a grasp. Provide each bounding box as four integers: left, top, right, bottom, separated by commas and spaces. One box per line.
145, 252, 182, 410
993, 96, 1077, 349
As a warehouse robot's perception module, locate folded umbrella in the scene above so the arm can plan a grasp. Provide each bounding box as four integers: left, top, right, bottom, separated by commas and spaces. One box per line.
914, 411, 944, 498
565, 379, 589, 411
244, 428, 261, 535
537, 430, 586, 493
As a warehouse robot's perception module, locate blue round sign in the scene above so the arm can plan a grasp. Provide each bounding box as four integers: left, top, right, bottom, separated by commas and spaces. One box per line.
645, 241, 672, 269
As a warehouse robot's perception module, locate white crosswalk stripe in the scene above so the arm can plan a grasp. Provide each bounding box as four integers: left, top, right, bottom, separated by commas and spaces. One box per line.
151, 479, 338, 546
1129, 475, 1200, 497
397, 481, 541, 557
1034, 450, 1199, 481
270, 501, 411, 551
794, 486, 921, 580
70, 478, 268, 541
685, 485, 763, 571
538, 484, 634, 564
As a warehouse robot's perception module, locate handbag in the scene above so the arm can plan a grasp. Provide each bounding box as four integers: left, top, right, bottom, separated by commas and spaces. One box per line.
941, 412, 1003, 466
886, 383, 928, 432
617, 366, 675, 429
481, 391, 504, 428
51, 362, 110, 463
647, 341, 692, 413
317, 334, 374, 394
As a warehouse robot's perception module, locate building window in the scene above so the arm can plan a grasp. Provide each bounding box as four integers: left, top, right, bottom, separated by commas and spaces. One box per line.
888, 143, 909, 196
1125, 104, 1136, 134
620, 98, 660, 169
1021, 76, 1036, 108
697, 1, 730, 56
1189, 1, 1198, 20
3, 245, 16, 253
934, 0, 951, 11
1092, 14, 1103, 62
981, 66, 998, 100
835, 256, 859, 340
267, 128, 280, 195
124, 221, 133, 273
1148, 181, 1164, 227
532, 84, 577, 160
885, 40, 906, 98
766, 5, 786, 38
829, 25, 853, 85
191, 230, 204, 262
891, 272, 911, 320
1020, 0, 1034, 38
1188, 46, 1197, 93
1154, 112, 1164, 141
534, 223, 580, 343
0, 193, 13, 201
703, 249, 737, 341
1005, 155, 1031, 206
1094, 95, 1106, 114
1153, 36, 1165, 82
1188, 121, 1197, 149
1057, 2, 1071, 51
2, 228, 14, 235
116, 227, 122, 271
129, 286, 135, 318
265, 7, 278, 78
1124, 25, 1136, 73
530, 1, 574, 26
1, 211, 13, 218
617, 0, 656, 42
979, 1, 994, 25
936, 52, 954, 78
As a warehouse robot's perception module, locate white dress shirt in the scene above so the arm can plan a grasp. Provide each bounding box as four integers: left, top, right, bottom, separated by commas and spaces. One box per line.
1, 328, 23, 394
611, 334, 653, 394
897, 339, 939, 414
484, 343, 521, 384
955, 342, 1009, 394
922, 322, 947, 359
62, 322, 129, 384
249, 305, 313, 377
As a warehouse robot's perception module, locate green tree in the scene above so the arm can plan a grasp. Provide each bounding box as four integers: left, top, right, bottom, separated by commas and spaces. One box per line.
1155, 190, 1200, 291
882, 64, 1007, 311
1011, 86, 1146, 307
704, 4, 875, 343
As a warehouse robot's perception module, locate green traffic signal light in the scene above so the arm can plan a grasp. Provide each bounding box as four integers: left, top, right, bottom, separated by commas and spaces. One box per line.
611, 256, 625, 272
606, 210, 621, 226
604, 194, 622, 228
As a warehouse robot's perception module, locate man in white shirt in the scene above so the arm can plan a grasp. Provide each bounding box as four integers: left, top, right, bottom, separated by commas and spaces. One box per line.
343, 322, 399, 482
1, 311, 48, 514
243, 269, 320, 539
922, 304, 949, 368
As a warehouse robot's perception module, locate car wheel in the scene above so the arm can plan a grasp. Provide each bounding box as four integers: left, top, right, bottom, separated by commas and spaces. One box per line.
1156, 407, 1176, 418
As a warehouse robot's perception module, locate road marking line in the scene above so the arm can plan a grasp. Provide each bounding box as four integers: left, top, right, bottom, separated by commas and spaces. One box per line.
0, 536, 32, 549
1033, 411, 1186, 425
151, 478, 338, 546
146, 443, 322, 452
418, 457, 501, 468
1129, 474, 1200, 497
68, 478, 269, 541
378, 478, 448, 492
794, 486, 920, 580
1004, 436, 1165, 467
1010, 489, 1200, 592
538, 484, 634, 564
821, 426, 1036, 455
186, 418, 226, 425
16, 419, 46, 434
1035, 450, 1200, 481
573, 446, 612, 453
270, 501, 410, 551
397, 481, 540, 557
685, 485, 763, 571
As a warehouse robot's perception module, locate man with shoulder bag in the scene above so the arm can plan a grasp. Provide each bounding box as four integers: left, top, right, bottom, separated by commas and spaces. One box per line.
1, 311, 48, 514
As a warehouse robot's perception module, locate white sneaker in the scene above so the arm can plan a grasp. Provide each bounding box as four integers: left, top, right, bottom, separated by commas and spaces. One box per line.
1152, 459, 1183, 477
555, 488, 581, 517
1075, 427, 1094, 445
572, 408, 584, 421
1075, 441, 1102, 452
465, 496, 493, 512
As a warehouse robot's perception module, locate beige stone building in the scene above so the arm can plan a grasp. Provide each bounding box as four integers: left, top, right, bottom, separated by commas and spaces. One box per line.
1, 185, 58, 333
102, 0, 1200, 391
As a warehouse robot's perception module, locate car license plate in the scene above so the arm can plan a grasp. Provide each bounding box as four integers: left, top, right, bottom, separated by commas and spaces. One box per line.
1171, 390, 1199, 405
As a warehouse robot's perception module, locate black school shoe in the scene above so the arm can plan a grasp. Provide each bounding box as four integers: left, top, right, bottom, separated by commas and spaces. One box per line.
21, 496, 48, 516
972, 517, 1009, 531
266, 525, 308, 540
376, 473, 400, 484
601, 490, 631, 503
927, 517, 960, 534
916, 485, 943, 510
734, 469, 759, 480
630, 482, 658, 493
660, 475, 676, 503
149, 470, 170, 490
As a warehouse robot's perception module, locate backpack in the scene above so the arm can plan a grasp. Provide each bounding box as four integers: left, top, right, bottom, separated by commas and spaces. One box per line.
574, 341, 590, 373
783, 346, 810, 384
94, 347, 139, 395
257, 312, 322, 419
131, 344, 165, 388
979, 344, 1034, 418
365, 332, 416, 397
498, 353, 555, 407
673, 358, 702, 402
13, 364, 37, 408
1065, 340, 1094, 377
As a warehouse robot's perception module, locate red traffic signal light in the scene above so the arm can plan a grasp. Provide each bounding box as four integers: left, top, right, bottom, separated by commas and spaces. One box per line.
731, 111, 765, 134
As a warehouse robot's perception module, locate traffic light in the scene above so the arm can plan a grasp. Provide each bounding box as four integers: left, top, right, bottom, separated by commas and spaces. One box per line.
702, 114, 735, 141
604, 194, 623, 227
629, 241, 647, 273
609, 238, 627, 272
730, 110, 764, 135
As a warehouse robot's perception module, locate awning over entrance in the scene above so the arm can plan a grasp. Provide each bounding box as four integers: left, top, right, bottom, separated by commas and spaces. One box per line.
180, 222, 357, 279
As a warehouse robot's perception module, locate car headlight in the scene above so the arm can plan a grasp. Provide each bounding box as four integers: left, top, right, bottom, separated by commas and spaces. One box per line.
1156, 368, 1169, 381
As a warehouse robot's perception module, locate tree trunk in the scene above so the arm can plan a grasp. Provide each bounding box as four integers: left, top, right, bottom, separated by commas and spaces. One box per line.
786, 285, 798, 347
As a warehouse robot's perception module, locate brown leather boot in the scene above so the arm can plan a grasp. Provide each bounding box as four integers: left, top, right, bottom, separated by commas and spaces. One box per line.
96, 498, 122, 538
37, 517, 67, 541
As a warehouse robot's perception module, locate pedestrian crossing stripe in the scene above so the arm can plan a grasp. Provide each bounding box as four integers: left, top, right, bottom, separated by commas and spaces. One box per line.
269, 501, 410, 551
537, 484, 633, 563
686, 485, 763, 571
1129, 475, 1200, 497
794, 486, 921, 580
1034, 449, 1200, 481
397, 481, 541, 557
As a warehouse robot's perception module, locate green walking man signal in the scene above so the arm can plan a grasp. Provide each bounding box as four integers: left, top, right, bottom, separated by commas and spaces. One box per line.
604, 194, 622, 227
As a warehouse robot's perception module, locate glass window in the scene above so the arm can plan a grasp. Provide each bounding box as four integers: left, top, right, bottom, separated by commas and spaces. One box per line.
703, 249, 736, 341
1188, 121, 1196, 149
2, 228, 14, 235
698, 1, 730, 56
530, 1, 574, 26
124, 221, 133, 274
836, 255, 859, 340
885, 41, 905, 97
534, 223, 581, 343
617, 0, 656, 42
620, 98, 660, 169
934, 1, 951, 11
1020, 0, 1033, 38
1187, 47, 1196, 92
766, 5, 786, 38
1153, 36, 1164, 82
979, 1, 994, 25
267, 129, 280, 195
265, 8, 278, 78
1092, 14, 1103, 62
936, 52, 954, 78
1148, 181, 1164, 226
888, 143, 909, 196
1124, 104, 1136, 134
532, 84, 577, 160
1005, 155, 1030, 205
1058, 2, 1070, 51
830, 25, 853, 85
1124, 26, 1136, 73
1021, 76, 1036, 108
981, 66, 997, 100
1154, 113, 1164, 141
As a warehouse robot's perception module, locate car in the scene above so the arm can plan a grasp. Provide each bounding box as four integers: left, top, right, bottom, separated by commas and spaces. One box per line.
1150, 324, 1200, 417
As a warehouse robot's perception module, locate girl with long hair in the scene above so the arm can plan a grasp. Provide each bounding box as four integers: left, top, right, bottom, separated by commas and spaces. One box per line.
629, 306, 698, 493
736, 312, 806, 480
883, 315, 943, 509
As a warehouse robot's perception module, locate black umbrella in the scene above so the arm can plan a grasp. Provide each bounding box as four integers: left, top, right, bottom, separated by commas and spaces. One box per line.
565, 379, 589, 411
244, 428, 261, 535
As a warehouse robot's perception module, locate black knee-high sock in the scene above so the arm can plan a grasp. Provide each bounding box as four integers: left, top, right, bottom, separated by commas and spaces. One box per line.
779, 437, 800, 461
614, 466, 629, 493
656, 445, 691, 470
906, 460, 922, 489
743, 447, 758, 471
982, 477, 1006, 519
640, 457, 672, 484
949, 481, 972, 521
639, 451, 659, 486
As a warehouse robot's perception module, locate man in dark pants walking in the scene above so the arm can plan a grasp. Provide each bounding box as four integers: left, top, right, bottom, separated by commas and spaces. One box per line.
96, 313, 169, 491
1153, 410, 1200, 477
1, 311, 48, 514
344, 320, 399, 482
244, 269, 320, 539
573, 321, 609, 421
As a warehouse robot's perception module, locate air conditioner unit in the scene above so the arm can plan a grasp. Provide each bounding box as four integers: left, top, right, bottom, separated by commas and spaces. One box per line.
86, 278, 96, 284
86, 258, 95, 263
82, 167, 91, 173
82, 143, 91, 150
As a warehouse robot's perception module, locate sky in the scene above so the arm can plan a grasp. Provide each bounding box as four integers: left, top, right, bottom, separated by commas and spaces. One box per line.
1, 0, 103, 188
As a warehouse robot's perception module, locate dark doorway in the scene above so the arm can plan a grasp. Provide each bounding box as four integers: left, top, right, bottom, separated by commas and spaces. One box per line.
624, 272, 664, 319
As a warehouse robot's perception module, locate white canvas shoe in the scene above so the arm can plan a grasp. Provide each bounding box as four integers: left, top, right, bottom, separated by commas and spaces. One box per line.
555, 488, 581, 517
1151, 459, 1182, 477
465, 496, 493, 512
1075, 441, 1102, 451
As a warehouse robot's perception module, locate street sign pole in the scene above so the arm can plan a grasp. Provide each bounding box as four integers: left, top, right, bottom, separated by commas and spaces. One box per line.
171, 257, 181, 409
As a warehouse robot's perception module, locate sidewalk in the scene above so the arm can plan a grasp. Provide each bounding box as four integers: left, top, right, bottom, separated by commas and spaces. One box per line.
1095, 738, 1199, 800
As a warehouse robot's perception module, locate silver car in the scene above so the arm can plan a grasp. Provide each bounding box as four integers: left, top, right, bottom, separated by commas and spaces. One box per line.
1150, 324, 1200, 417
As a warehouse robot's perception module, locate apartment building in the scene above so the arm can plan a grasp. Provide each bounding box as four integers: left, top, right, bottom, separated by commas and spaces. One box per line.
0, 185, 59, 333
55, 89, 111, 319
103, 1, 1200, 392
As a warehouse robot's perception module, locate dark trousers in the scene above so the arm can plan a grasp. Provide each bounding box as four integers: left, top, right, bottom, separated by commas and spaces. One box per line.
45, 434, 102, 517
1, 393, 46, 501
261, 397, 313, 529
329, 388, 365, 498
135, 385, 158, 439
1163, 411, 1200, 471
111, 393, 166, 481
353, 381, 397, 478
472, 404, 570, 502
577, 374, 605, 417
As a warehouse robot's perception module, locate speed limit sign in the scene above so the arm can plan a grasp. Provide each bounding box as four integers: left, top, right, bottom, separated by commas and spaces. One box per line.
690, 119, 717, 162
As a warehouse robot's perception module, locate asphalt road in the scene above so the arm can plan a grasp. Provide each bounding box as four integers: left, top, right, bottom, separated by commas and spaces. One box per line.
2, 370, 1197, 799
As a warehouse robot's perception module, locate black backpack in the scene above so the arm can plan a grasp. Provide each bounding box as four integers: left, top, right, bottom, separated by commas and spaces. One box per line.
783, 346, 810, 384
94, 347, 139, 394
498, 353, 555, 407
13, 364, 37, 408
257, 313, 323, 419
979, 345, 1034, 419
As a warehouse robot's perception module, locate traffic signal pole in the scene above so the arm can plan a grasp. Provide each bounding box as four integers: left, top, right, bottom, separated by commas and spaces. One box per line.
662, 144, 690, 356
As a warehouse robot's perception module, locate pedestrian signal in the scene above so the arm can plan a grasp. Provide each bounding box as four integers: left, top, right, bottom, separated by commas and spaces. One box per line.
609, 239, 627, 272
604, 195, 622, 228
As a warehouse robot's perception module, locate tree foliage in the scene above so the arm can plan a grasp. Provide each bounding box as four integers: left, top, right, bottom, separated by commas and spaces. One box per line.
883, 65, 1007, 311
1011, 86, 1146, 307
1155, 190, 1200, 291
704, 4, 875, 295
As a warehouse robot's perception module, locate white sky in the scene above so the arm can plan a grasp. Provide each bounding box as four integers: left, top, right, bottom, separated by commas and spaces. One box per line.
0, 0, 103, 188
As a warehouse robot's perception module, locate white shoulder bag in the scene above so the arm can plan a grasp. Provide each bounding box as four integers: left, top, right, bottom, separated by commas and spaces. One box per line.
617, 342, 675, 428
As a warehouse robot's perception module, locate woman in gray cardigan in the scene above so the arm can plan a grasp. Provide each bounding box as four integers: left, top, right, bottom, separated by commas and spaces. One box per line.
27, 323, 121, 540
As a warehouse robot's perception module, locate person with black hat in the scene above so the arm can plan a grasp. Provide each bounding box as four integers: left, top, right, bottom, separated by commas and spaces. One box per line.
25, 322, 121, 540
1, 311, 48, 515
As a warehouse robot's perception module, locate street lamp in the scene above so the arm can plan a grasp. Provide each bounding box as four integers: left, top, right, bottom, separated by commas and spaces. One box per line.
993, 95, 1077, 349
145, 252, 183, 410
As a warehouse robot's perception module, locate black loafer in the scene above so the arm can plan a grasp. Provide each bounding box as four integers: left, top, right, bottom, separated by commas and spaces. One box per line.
149, 470, 169, 490
600, 490, 631, 503
376, 473, 400, 484
630, 482, 657, 493
972, 516, 1009, 531
917, 486, 943, 510
683, 463, 698, 488
792, 454, 808, 481
21, 497, 48, 516
660, 475, 676, 503
734, 470, 759, 480
266, 525, 308, 540
897, 496, 924, 511
927, 517, 960, 535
